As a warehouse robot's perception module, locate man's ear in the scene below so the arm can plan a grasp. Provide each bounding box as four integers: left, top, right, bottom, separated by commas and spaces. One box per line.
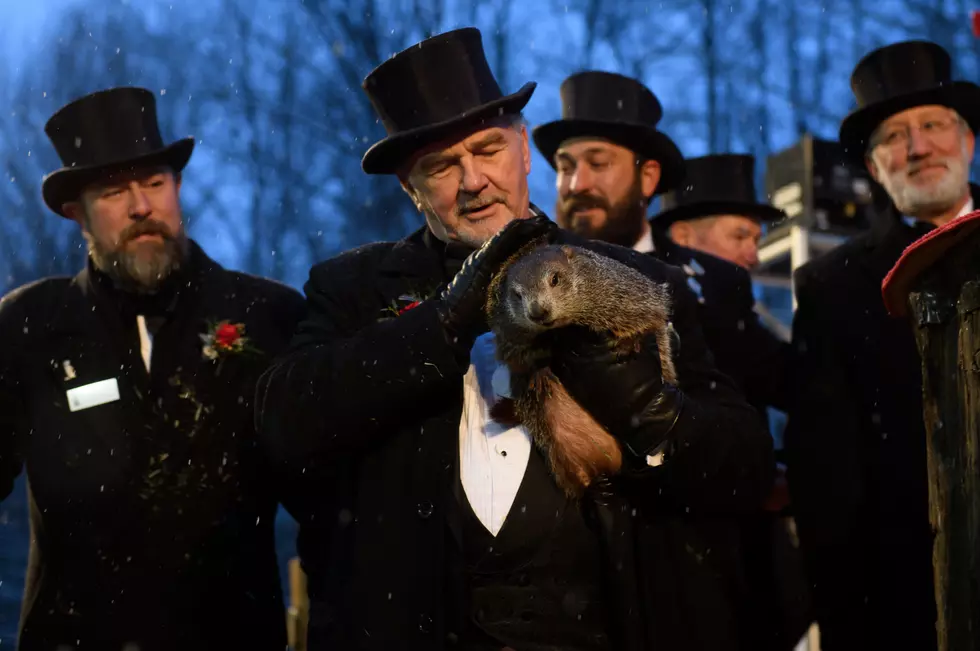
61, 201, 86, 227
668, 221, 693, 246
639, 159, 662, 200
865, 153, 881, 183
520, 124, 531, 176
398, 177, 423, 212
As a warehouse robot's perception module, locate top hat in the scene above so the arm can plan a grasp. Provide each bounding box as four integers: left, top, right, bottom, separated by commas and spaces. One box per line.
531, 71, 685, 195
653, 154, 785, 229
360, 27, 536, 175
839, 40, 980, 164
41, 87, 195, 217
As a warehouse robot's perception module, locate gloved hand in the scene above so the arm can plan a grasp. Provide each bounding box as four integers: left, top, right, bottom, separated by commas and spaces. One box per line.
434, 214, 559, 352
549, 327, 684, 464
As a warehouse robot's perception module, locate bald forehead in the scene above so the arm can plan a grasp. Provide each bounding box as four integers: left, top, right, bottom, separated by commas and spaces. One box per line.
401, 115, 521, 178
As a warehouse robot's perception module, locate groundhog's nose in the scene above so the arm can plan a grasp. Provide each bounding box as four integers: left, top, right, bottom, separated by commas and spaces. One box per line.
527, 301, 551, 323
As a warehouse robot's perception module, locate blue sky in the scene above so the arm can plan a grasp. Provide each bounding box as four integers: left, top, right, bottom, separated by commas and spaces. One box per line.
1, 0, 84, 76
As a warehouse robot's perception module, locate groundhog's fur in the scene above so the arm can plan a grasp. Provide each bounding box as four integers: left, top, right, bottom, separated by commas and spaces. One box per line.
485, 241, 678, 499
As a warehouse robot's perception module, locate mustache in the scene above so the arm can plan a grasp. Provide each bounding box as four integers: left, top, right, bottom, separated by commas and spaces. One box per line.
907, 160, 950, 176
458, 194, 506, 215
559, 193, 609, 215
119, 219, 175, 244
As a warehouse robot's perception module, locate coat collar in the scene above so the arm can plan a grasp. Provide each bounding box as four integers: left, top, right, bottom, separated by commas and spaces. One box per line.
50, 239, 222, 335
863, 184, 980, 280
377, 203, 551, 287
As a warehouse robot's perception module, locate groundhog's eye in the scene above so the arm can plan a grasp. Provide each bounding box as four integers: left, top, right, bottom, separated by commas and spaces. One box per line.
549, 272, 560, 287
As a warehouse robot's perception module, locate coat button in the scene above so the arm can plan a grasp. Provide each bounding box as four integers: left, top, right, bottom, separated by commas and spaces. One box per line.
417, 501, 434, 518
418, 613, 433, 634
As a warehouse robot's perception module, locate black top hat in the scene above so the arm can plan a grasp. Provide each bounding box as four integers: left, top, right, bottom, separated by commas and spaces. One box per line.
41, 87, 194, 218
360, 27, 536, 175
531, 71, 685, 195
653, 154, 785, 229
839, 40, 980, 163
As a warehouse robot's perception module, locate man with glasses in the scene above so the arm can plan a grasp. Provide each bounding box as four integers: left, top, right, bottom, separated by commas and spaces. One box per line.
785, 40, 980, 651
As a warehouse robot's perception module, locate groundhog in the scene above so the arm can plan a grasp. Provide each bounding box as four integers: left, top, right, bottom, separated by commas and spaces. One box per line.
485, 240, 678, 499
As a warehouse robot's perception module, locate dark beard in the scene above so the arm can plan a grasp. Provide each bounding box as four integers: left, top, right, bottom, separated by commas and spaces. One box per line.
555, 175, 648, 247
88, 219, 188, 295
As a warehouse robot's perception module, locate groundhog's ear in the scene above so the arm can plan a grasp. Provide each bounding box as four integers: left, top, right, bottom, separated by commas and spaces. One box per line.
559, 245, 577, 261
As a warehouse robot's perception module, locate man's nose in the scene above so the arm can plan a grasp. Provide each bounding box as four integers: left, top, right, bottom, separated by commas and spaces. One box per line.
127, 184, 152, 218
568, 167, 594, 194
907, 127, 934, 159
460, 158, 489, 195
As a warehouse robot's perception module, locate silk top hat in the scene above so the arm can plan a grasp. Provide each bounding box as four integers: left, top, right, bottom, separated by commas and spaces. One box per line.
839, 40, 980, 164
360, 27, 536, 175
654, 154, 785, 229
531, 71, 685, 195
41, 87, 194, 218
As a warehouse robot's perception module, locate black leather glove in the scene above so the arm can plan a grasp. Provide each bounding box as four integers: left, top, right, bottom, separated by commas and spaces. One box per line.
550, 327, 685, 464
434, 214, 560, 352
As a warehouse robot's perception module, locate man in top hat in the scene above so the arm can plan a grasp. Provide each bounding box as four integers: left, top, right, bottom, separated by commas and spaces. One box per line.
785, 39, 980, 651
0, 86, 306, 651
533, 74, 803, 651
657, 154, 785, 272
533, 74, 789, 417
257, 29, 773, 651
652, 154, 791, 414
655, 154, 808, 651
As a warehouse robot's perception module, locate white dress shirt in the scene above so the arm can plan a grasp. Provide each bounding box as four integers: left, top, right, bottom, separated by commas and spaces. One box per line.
136, 315, 154, 372
633, 221, 655, 253
458, 332, 532, 536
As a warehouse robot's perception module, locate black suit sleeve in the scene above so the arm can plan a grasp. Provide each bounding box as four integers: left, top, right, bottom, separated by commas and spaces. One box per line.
255, 254, 464, 476
0, 295, 27, 502
784, 266, 870, 650
695, 255, 792, 412
648, 265, 776, 514
740, 310, 793, 412
581, 240, 775, 515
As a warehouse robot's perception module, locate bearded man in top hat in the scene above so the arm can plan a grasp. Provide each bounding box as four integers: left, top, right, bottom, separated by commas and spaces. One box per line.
0, 87, 306, 651
256, 29, 773, 651
533, 74, 789, 420
533, 74, 802, 651
785, 40, 980, 651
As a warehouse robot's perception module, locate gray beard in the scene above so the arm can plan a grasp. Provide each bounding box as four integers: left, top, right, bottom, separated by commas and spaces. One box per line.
879, 145, 971, 217
89, 235, 188, 295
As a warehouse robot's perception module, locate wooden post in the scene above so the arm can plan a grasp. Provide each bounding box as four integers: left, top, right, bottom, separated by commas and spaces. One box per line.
287, 556, 309, 651
901, 231, 980, 651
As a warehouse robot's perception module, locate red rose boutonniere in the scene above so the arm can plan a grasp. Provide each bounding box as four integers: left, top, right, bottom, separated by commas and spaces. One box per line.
398, 300, 421, 315
200, 320, 261, 372
378, 290, 437, 322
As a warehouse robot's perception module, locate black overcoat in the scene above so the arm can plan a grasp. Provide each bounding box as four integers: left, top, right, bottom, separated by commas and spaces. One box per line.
0, 241, 306, 651
257, 223, 775, 651
783, 187, 980, 650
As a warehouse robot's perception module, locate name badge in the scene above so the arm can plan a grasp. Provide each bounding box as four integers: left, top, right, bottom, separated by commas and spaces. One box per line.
66, 378, 120, 412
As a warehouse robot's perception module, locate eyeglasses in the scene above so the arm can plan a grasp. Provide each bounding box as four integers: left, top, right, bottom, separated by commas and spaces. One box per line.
869, 116, 962, 152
